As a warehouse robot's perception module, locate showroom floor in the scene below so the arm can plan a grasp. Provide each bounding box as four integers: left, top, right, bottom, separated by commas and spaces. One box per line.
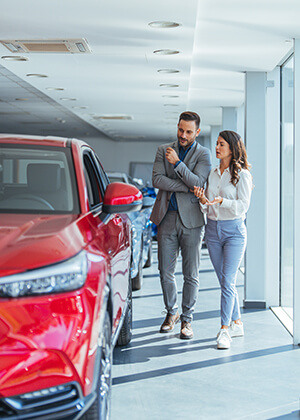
112, 243, 300, 420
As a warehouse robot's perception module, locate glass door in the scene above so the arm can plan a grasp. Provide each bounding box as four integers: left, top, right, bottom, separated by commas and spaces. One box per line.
280, 55, 294, 320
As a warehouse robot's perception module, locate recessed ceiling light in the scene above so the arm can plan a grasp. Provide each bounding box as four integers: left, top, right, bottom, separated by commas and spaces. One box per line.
26, 73, 48, 78
60, 98, 77, 101
15, 98, 29, 101
157, 69, 180, 73
46, 87, 65, 91
160, 84, 179, 88
1, 55, 28, 61
149, 21, 181, 28
162, 95, 179, 98
153, 49, 180, 55
73, 106, 88, 109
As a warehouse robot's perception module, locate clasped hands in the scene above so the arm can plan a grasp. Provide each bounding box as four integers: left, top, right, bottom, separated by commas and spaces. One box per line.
193, 186, 223, 206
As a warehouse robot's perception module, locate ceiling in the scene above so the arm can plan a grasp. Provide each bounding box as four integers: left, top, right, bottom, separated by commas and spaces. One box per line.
0, 0, 298, 142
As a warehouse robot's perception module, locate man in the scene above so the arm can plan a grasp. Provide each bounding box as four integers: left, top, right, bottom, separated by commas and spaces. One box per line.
150, 111, 212, 339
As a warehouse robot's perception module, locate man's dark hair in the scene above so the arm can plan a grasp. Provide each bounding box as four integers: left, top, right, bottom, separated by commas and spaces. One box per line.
179, 111, 200, 129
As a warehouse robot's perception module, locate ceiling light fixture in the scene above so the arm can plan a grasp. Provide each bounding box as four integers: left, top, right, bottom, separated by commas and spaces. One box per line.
162, 95, 179, 98
92, 115, 133, 120
149, 21, 181, 28
160, 84, 179, 88
73, 106, 88, 109
60, 98, 77, 101
164, 104, 179, 107
26, 73, 48, 78
153, 49, 180, 55
1, 55, 28, 61
157, 69, 180, 73
46, 87, 64, 91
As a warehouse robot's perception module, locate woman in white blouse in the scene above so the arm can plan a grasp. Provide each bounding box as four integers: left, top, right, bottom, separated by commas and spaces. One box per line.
194, 130, 252, 349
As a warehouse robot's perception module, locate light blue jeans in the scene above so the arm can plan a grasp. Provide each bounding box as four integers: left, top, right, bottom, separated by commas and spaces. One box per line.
205, 218, 247, 326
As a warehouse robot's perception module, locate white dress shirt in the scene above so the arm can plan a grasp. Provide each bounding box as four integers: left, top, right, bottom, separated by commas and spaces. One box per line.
200, 166, 252, 221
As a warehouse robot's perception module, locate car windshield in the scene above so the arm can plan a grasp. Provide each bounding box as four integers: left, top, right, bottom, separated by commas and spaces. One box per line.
0, 144, 79, 214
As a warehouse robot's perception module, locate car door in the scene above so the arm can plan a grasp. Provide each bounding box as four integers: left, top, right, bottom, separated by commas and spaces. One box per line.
82, 148, 131, 335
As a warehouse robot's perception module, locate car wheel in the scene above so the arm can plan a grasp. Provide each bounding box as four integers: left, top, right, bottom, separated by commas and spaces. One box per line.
132, 246, 143, 291
143, 238, 152, 268
116, 277, 132, 346
83, 311, 112, 420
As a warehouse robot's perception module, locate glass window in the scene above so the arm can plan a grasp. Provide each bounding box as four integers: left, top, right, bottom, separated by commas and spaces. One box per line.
280, 55, 294, 320
83, 153, 103, 208
0, 144, 79, 214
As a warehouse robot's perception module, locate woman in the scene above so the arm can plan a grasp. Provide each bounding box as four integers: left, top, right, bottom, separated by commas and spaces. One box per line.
194, 130, 252, 349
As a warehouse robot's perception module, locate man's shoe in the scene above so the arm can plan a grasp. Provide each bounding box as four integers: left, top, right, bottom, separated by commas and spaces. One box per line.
217, 329, 232, 349
180, 321, 193, 339
229, 321, 244, 337
160, 311, 180, 333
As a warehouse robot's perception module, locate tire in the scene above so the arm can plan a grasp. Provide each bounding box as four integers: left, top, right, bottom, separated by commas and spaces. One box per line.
144, 238, 152, 268
83, 311, 112, 420
116, 277, 132, 346
132, 245, 143, 291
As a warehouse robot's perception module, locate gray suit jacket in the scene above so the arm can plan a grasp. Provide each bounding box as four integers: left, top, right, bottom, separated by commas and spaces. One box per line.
150, 140, 212, 228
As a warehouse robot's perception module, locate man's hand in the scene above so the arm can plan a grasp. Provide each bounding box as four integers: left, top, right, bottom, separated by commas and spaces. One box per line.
166, 147, 180, 165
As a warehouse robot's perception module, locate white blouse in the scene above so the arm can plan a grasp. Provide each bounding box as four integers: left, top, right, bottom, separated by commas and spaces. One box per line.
200, 166, 252, 221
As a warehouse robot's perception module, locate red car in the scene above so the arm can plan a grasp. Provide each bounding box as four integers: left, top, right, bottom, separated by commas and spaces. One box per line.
0, 135, 142, 419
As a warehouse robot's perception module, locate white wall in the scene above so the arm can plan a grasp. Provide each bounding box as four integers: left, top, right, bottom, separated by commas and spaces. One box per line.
86, 136, 164, 173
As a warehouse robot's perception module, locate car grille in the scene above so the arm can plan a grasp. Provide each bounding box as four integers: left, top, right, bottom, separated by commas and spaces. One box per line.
0, 383, 80, 418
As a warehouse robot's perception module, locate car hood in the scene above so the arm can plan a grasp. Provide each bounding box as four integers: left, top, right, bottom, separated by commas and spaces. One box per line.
0, 214, 87, 277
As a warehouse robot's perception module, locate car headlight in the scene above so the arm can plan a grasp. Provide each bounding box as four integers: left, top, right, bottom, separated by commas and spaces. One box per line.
0, 251, 88, 298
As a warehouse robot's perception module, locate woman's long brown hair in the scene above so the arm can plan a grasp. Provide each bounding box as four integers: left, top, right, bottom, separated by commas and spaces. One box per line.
219, 130, 251, 186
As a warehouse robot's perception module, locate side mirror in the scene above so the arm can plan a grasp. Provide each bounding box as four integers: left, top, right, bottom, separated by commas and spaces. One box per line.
103, 182, 143, 214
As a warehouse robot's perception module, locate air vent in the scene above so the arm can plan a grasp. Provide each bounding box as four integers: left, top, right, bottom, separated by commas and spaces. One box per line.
93, 115, 133, 121
0, 39, 91, 54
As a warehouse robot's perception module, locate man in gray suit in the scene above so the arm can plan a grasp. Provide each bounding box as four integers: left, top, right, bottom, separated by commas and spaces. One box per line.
150, 111, 211, 339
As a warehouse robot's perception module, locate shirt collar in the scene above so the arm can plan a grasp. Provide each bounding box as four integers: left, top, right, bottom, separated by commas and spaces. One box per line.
214, 165, 230, 176
178, 140, 195, 153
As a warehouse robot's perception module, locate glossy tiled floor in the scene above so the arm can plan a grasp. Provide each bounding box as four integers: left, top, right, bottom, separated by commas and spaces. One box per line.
112, 243, 300, 420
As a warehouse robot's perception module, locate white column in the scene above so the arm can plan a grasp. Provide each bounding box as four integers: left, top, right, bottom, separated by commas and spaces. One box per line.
244, 72, 267, 308
210, 125, 221, 166
265, 67, 280, 307
236, 104, 245, 139
222, 107, 237, 132
293, 39, 300, 345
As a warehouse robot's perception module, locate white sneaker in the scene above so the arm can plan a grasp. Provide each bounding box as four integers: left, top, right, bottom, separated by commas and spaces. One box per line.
229, 321, 244, 337
217, 329, 232, 349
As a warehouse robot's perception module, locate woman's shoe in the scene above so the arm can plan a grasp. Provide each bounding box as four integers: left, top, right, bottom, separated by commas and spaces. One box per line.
217, 329, 232, 349
229, 321, 244, 337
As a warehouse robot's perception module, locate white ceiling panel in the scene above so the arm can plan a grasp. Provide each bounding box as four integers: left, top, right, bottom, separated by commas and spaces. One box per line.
0, 0, 299, 142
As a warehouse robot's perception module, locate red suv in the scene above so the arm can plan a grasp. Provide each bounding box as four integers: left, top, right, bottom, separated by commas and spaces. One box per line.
0, 135, 142, 419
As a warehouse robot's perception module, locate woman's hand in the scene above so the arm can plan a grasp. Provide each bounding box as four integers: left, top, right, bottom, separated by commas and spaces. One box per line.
206, 196, 223, 206
193, 187, 209, 205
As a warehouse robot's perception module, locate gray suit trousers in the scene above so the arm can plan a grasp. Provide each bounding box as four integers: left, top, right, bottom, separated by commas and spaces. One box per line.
157, 211, 205, 322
